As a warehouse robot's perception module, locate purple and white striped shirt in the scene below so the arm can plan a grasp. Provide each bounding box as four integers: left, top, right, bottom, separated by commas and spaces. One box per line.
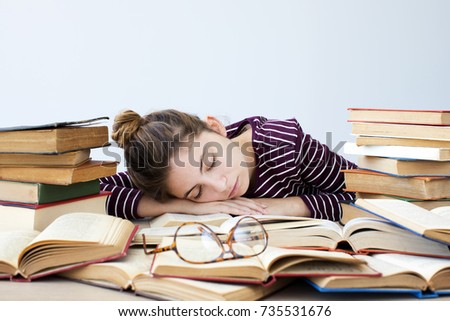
100, 116, 357, 221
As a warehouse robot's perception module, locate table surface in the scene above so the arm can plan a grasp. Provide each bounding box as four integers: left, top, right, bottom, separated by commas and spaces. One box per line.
1, 276, 449, 301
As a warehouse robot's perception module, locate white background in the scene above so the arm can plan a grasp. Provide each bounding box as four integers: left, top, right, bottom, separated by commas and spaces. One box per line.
1, 0, 450, 170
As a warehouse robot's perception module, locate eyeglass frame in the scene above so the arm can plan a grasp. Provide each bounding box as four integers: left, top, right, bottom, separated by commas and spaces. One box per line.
142, 215, 269, 264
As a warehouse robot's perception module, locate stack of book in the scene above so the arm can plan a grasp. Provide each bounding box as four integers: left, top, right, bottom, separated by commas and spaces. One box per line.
0, 117, 118, 231
302, 107, 450, 298
342, 108, 450, 218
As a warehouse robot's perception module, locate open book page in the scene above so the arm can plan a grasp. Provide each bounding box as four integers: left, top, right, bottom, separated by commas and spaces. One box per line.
218, 215, 333, 232
60, 248, 152, 290
133, 273, 294, 301
308, 254, 429, 291
430, 206, 450, 219
145, 213, 233, 228
0, 230, 39, 272
373, 253, 450, 284
341, 217, 450, 256
151, 237, 267, 281
355, 199, 450, 234
258, 246, 364, 275
28, 213, 117, 245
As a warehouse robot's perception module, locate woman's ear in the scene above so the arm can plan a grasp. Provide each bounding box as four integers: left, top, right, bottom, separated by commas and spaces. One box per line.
205, 116, 227, 137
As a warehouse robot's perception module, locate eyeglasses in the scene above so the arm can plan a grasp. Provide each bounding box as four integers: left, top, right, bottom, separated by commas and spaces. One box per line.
142, 216, 268, 264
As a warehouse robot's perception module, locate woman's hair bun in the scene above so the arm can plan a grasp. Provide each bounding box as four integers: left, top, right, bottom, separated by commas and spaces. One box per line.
111, 109, 142, 148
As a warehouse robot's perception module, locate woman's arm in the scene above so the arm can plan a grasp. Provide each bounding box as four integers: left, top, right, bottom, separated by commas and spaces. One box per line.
101, 172, 268, 219
137, 196, 269, 217
296, 132, 358, 221
248, 197, 311, 217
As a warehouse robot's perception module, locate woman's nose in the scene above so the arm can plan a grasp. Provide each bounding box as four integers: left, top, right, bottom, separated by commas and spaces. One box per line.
207, 174, 227, 193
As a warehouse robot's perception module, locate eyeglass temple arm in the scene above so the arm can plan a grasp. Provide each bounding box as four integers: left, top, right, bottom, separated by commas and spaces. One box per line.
142, 234, 175, 255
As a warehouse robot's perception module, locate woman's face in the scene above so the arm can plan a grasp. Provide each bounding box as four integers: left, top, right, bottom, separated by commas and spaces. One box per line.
166, 130, 254, 202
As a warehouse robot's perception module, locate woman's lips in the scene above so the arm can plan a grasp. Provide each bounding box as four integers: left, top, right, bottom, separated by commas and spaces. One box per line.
228, 178, 239, 199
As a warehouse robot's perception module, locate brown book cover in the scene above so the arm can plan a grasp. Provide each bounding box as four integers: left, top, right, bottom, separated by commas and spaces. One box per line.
0, 160, 117, 185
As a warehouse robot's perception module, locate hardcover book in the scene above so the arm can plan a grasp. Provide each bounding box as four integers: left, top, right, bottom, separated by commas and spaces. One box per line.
0, 126, 110, 154
306, 253, 450, 298
0, 160, 117, 185
347, 108, 450, 125
342, 169, 450, 200
357, 155, 450, 176
344, 142, 450, 161
0, 179, 100, 204
0, 149, 91, 167
350, 122, 450, 141
0, 191, 109, 231
353, 198, 450, 245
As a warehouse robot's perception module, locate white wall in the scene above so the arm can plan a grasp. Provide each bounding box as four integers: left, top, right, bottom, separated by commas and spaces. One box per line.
1, 0, 449, 170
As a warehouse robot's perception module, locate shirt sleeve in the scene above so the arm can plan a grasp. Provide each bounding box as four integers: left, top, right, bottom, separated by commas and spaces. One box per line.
296, 131, 358, 221
99, 171, 143, 220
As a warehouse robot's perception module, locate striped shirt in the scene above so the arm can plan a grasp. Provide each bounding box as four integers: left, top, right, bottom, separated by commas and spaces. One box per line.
100, 116, 357, 221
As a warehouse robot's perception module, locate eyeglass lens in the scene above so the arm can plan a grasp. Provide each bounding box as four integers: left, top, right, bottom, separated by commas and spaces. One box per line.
175, 224, 223, 263
231, 217, 267, 256
175, 217, 267, 263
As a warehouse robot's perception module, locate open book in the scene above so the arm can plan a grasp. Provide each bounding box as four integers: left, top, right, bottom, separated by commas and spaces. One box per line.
354, 198, 450, 245
60, 248, 293, 301
134, 213, 450, 258
149, 237, 377, 285
0, 212, 137, 281
306, 253, 450, 297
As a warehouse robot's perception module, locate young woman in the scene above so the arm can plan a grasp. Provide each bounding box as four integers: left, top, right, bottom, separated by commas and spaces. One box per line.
100, 109, 357, 221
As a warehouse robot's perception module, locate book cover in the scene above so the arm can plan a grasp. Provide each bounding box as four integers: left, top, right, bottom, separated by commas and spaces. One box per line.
0, 149, 91, 167
347, 108, 450, 126
0, 160, 117, 185
0, 126, 110, 154
351, 122, 450, 141
342, 169, 450, 200
0, 116, 109, 132
0, 179, 100, 204
344, 142, 450, 161
0, 191, 110, 231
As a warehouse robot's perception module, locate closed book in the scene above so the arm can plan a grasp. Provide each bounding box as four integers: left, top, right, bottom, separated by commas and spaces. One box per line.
355, 135, 450, 148
0, 160, 117, 185
0, 149, 91, 167
347, 108, 450, 125
351, 122, 450, 141
344, 142, 450, 161
357, 155, 450, 176
0, 191, 109, 231
0, 179, 100, 204
342, 169, 450, 200
0, 126, 109, 154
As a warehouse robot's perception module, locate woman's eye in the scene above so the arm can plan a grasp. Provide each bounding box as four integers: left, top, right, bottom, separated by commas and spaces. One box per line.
206, 156, 217, 171
194, 186, 203, 200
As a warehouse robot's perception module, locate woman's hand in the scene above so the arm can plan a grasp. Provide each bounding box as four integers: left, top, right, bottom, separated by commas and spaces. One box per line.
251, 197, 312, 217
182, 197, 269, 216
137, 195, 268, 217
